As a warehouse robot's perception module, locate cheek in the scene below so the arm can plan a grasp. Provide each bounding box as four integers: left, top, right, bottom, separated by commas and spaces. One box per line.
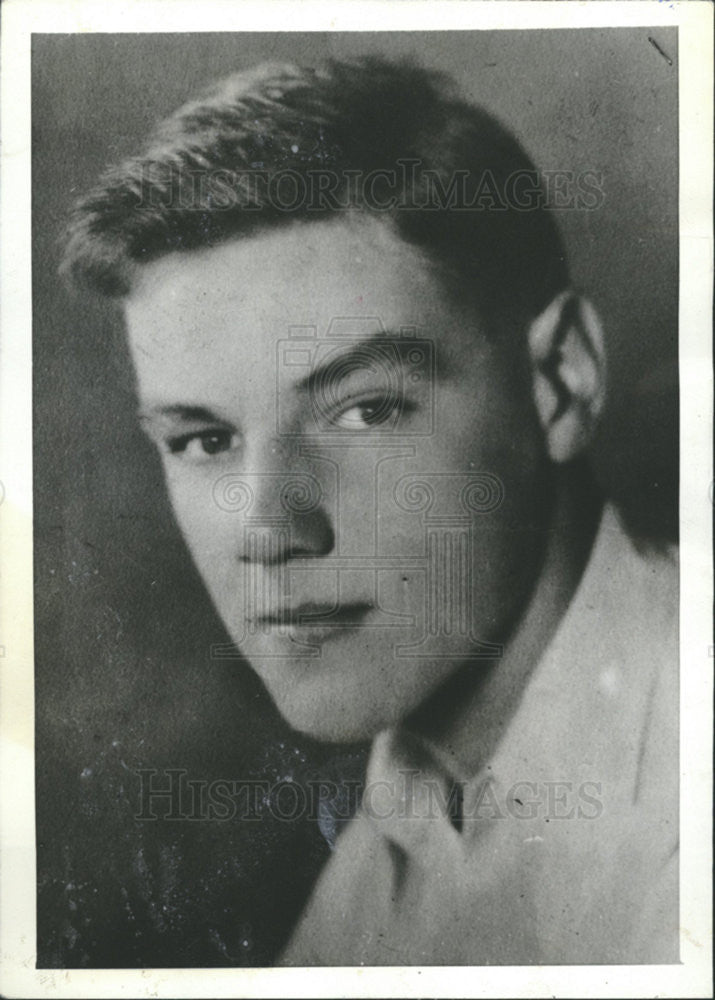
164, 473, 236, 575
427, 377, 541, 483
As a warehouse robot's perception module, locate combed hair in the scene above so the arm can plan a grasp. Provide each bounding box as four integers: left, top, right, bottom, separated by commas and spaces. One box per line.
60, 56, 569, 326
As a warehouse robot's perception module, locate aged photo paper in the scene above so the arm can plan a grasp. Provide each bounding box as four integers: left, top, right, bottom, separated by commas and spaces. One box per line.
1, 1, 712, 997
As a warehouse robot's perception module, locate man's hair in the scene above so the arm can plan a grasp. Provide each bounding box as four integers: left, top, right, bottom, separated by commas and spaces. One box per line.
61, 56, 569, 328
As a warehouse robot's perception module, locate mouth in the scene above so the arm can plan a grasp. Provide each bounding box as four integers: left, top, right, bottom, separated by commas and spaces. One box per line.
251, 601, 374, 643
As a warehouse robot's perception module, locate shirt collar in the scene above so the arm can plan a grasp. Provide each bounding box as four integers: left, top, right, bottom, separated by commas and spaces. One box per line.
395, 501, 633, 785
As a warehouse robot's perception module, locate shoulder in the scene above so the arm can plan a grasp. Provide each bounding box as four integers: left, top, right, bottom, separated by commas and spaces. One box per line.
551, 502, 677, 682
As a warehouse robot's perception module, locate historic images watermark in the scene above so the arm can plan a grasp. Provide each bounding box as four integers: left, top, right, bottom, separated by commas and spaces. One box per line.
208, 317, 506, 662
135, 160, 605, 214
134, 767, 604, 824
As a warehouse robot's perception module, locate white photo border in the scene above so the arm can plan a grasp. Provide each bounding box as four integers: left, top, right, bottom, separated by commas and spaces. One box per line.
1, 1, 712, 997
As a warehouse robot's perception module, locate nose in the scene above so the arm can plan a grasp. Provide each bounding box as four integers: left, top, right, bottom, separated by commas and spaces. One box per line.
221, 437, 334, 565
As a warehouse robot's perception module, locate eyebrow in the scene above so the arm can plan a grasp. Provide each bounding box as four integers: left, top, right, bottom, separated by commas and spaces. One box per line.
137, 331, 443, 424
297, 330, 442, 395
138, 404, 229, 424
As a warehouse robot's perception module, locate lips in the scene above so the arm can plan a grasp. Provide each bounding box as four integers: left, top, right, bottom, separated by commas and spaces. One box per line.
255, 600, 374, 629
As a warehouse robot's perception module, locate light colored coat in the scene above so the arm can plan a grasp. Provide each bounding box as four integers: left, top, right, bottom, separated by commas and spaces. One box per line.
280, 506, 679, 965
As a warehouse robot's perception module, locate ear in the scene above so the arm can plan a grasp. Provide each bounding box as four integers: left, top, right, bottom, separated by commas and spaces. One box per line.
527, 291, 607, 463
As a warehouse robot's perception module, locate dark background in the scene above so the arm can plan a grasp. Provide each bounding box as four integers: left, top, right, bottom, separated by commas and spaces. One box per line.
33, 30, 678, 968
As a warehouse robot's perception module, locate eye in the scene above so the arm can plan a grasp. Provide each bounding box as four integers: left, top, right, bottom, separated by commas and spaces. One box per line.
333, 396, 411, 431
165, 429, 240, 463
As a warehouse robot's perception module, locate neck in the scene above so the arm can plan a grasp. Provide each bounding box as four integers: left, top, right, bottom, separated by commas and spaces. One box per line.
407, 461, 603, 780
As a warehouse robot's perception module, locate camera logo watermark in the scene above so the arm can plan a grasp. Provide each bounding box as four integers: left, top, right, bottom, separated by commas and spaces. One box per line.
210, 315, 504, 661
276, 319, 434, 436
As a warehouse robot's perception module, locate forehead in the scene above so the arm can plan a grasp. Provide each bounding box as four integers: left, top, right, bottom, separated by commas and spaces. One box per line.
125, 216, 463, 345
122, 217, 497, 415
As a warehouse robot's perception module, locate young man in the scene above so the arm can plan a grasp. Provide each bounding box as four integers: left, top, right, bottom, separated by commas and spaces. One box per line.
61, 57, 678, 965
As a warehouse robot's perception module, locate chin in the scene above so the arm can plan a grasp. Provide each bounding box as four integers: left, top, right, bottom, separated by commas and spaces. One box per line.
246, 645, 463, 745
261, 673, 404, 744
273, 695, 387, 745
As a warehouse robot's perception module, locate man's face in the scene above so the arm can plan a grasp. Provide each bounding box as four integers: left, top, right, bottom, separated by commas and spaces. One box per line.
125, 216, 550, 742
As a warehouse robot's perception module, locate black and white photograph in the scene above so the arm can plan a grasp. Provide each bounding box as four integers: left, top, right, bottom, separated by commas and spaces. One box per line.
0, 1, 712, 997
